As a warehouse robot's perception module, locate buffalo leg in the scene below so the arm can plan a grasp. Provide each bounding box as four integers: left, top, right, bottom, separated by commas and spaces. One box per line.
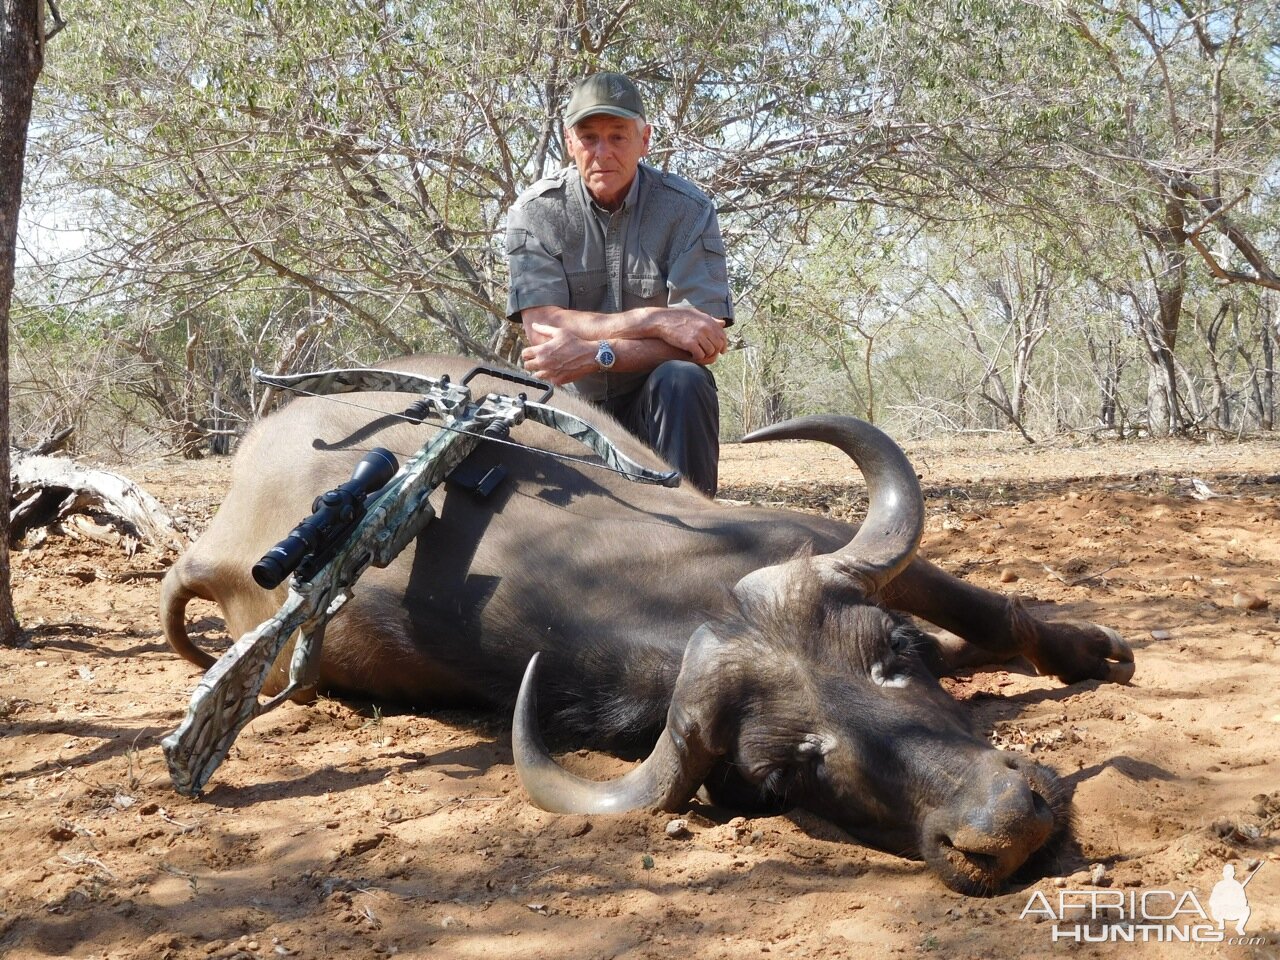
878, 557, 1134, 684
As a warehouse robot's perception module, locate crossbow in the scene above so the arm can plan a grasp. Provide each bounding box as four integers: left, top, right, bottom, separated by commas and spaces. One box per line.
161, 364, 679, 797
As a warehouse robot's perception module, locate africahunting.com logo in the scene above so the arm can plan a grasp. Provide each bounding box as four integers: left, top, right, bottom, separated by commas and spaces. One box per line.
1020, 862, 1266, 945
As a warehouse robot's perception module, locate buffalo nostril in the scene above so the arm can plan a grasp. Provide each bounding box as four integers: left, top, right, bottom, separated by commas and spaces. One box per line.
951, 777, 1055, 857
1031, 790, 1051, 821
936, 833, 1000, 877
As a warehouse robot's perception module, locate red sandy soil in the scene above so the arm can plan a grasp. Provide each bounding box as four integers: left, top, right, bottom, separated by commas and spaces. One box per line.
1, 434, 1278, 960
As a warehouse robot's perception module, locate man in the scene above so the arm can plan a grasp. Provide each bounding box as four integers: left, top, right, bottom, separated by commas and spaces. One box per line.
505, 72, 733, 496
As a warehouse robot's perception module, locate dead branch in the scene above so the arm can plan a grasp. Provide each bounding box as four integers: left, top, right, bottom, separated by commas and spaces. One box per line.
10, 456, 185, 552
13, 425, 73, 459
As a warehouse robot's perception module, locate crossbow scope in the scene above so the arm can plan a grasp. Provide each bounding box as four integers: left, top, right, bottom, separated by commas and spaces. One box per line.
251, 447, 399, 590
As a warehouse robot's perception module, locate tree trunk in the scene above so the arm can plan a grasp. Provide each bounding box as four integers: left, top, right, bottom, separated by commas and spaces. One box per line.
1136, 201, 1189, 436
0, 0, 47, 644
1262, 315, 1275, 431
1084, 327, 1123, 432
1101, 339, 1121, 431
1204, 304, 1231, 432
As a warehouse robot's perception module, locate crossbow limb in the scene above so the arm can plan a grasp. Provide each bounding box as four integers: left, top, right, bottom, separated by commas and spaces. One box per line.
161, 364, 679, 796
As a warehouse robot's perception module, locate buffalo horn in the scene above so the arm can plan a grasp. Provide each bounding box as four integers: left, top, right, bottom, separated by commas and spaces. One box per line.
513, 629, 726, 814
735, 415, 924, 603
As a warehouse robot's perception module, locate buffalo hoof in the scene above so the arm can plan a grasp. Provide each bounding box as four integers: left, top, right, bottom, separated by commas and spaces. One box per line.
1012, 601, 1135, 685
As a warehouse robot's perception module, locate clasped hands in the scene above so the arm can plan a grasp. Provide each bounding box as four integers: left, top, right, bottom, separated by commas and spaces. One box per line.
521, 307, 727, 386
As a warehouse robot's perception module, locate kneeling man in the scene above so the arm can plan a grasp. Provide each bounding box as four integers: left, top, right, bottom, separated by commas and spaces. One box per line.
505, 72, 733, 496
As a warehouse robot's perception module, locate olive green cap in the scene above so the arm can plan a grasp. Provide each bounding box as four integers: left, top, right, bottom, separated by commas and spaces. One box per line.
564, 73, 646, 128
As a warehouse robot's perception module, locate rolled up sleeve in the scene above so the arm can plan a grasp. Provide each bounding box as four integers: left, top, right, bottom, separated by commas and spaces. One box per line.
505, 208, 570, 322
665, 207, 735, 325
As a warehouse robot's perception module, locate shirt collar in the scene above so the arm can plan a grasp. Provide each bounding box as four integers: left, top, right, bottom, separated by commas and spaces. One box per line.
588, 168, 642, 216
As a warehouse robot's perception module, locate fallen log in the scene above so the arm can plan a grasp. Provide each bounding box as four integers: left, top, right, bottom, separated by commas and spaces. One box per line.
10, 456, 185, 552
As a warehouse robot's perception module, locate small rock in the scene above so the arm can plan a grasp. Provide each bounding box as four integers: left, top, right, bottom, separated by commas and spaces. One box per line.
342, 832, 388, 857
665, 818, 690, 838
1232, 592, 1269, 611
1090, 863, 1109, 887
1149, 629, 1172, 641
567, 819, 592, 838
641, 854, 655, 870
979, 541, 996, 555
999, 568, 1019, 583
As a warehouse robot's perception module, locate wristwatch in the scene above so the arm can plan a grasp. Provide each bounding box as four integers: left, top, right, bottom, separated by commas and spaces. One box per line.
595, 340, 616, 370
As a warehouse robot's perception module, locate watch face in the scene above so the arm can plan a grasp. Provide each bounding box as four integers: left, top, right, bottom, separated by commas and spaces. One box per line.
597, 342, 615, 368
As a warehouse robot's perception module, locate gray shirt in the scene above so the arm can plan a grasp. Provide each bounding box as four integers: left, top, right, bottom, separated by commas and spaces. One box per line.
506, 163, 734, 402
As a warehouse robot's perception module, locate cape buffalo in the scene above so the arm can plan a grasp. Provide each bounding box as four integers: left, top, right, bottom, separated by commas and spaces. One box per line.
161, 354, 1133, 895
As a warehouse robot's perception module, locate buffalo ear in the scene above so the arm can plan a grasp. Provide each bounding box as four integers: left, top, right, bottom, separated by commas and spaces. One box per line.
701, 759, 788, 813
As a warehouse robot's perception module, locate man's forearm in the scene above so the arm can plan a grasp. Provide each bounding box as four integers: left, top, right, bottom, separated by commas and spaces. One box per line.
520, 321, 712, 386
522, 304, 660, 342
606, 337, 702, 374
522, 303, 727, 363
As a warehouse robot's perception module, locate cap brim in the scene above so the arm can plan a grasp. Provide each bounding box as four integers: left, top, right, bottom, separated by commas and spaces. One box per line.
565, 106, 644, 128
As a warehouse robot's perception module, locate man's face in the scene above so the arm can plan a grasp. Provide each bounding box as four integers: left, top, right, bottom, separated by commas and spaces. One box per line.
566, 114, 651, 210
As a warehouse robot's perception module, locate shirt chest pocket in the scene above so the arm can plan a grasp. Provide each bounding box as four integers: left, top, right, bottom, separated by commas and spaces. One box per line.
623, 248, 665, 306
567, 269, 607, 310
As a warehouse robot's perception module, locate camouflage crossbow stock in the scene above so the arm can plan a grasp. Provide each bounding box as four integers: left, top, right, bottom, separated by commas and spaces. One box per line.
161, 364, 679, 797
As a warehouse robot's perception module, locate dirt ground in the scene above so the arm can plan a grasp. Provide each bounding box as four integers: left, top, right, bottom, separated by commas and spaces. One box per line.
1, 433, 1278, 960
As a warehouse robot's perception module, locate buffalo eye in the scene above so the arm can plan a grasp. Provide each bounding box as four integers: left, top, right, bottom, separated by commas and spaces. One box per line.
871, 628, 914, 686
875, 624, 922, 685
762, 737, 828, 799
761, 766, 789, 797
888, 624, 915, 657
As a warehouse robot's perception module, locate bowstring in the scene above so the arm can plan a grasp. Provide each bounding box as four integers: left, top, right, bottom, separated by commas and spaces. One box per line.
266, 379, 647, 480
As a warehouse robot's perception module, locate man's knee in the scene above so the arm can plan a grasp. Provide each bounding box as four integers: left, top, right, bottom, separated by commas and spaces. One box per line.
647, 361, 717, 406
641, 361, 720, 496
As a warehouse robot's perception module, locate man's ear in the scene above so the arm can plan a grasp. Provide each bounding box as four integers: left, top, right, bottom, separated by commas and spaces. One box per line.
641, 123, 652, 155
